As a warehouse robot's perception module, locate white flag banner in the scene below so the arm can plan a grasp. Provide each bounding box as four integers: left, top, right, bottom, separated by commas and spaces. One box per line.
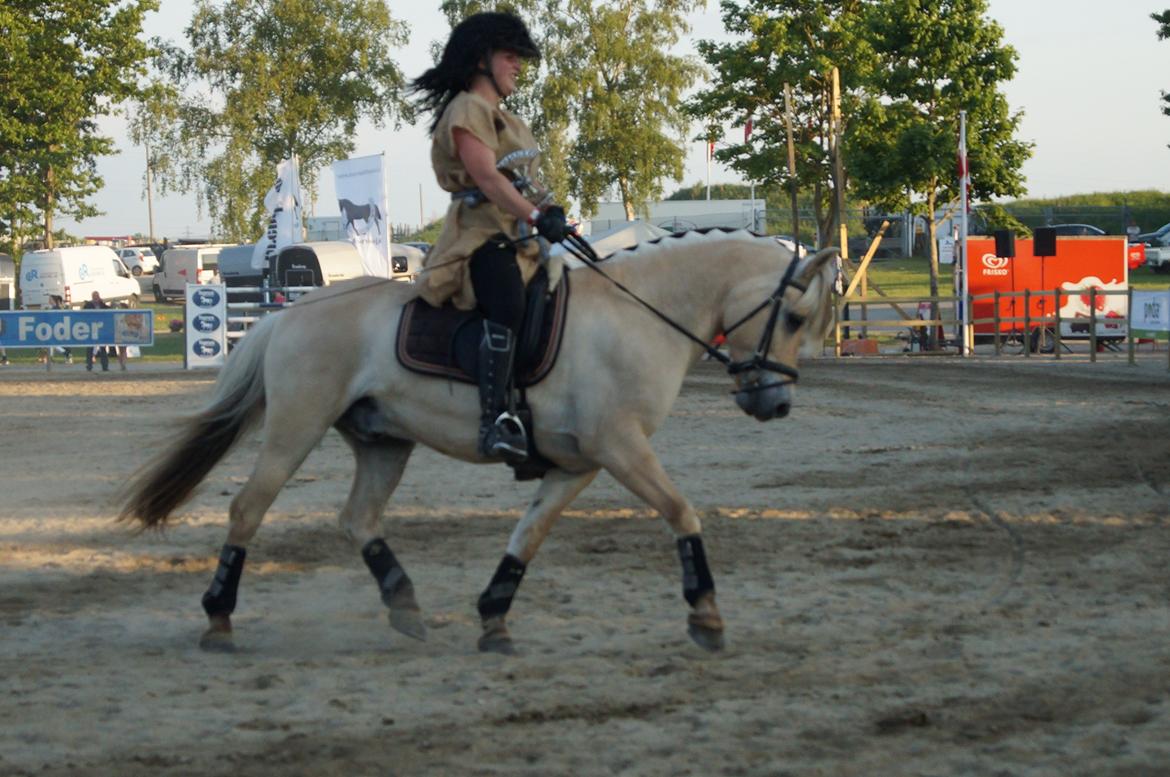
331, 154, 390, 277
251, 157, 304, 271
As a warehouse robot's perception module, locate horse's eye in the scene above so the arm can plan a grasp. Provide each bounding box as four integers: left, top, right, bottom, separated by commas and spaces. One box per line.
785, 313, 805, 332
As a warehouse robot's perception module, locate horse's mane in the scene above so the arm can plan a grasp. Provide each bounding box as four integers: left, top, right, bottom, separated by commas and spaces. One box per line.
599, 227, 781, 263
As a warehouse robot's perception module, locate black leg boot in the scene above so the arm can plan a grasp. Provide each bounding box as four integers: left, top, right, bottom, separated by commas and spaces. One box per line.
478, 320, 528, 463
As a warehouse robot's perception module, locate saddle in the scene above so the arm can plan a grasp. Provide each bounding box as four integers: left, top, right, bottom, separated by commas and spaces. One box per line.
395, 269, 570, 480
396, 268, 569, 386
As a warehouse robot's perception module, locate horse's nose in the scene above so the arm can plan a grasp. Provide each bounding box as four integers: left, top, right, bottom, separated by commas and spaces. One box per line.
774, 401, 790, 419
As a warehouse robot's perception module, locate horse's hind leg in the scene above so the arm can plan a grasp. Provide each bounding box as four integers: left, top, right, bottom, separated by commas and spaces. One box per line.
199, 414, 334, 652
477, 468, 598, 654
335, 431, 424, 641
596, 431, 725, 651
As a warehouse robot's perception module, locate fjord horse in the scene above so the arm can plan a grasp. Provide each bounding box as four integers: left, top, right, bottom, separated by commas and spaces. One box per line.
121, 230, 838, 654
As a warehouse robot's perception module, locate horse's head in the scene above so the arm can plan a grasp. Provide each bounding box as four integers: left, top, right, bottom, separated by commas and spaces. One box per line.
723, 246, 838, 421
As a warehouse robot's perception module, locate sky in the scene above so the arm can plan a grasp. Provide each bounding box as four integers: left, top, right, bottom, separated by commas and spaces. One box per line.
59, 0, 1170, 239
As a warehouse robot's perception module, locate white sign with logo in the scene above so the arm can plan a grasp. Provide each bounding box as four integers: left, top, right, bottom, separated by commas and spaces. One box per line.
185, 283, 228, 369
938, 236, 955, 265
1132, 290, 1170, 333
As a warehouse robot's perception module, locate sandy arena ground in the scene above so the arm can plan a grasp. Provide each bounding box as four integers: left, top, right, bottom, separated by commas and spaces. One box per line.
1, 356, 1169, 776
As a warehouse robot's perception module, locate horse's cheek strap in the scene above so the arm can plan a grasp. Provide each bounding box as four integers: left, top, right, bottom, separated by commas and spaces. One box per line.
477, 554, 527, 619
677, 535, 715, 607
362, 538, 409, 607
202, 544, 247, 617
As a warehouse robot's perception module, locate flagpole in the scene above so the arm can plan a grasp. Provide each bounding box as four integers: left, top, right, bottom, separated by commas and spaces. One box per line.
959, 110, 970, 356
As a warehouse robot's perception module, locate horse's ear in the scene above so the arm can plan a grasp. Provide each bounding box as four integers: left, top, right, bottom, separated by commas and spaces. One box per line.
797, 247, 839, 287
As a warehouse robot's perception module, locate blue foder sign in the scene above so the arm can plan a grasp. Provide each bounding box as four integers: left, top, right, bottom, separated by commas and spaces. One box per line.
0, 310, 155, 348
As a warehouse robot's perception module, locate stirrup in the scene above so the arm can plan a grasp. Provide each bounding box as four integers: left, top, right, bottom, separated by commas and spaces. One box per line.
483, 411, 528, 462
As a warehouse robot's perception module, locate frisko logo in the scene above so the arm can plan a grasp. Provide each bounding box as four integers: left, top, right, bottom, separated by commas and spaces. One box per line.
981, 253, 1009, 276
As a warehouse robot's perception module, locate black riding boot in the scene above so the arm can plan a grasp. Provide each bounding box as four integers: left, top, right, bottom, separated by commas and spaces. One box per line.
478, 320, 528, 463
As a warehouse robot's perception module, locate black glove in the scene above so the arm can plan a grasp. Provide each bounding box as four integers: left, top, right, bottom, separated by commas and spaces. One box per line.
534, 205, 569, 244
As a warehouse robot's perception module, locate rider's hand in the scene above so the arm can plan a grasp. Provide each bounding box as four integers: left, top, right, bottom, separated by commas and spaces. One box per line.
535, 205, 569, 244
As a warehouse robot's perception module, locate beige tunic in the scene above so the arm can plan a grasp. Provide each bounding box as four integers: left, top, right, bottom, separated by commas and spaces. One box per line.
421, 90, 542, 310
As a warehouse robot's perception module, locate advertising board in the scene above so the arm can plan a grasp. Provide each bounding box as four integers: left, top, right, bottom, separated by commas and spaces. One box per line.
0, 309, 153, 348
966, 236, 1129, 338
185, 283, 227, 369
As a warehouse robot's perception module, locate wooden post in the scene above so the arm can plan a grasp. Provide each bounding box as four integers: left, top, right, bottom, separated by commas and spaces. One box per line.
1127, 286, 1135, 365
833, 301, 842, 357
831, 68, 847, 260
1053, 288, 1062, 360
1023, 289, 1031, 358
1089, 288, 1098, 363
993, 290, 1001, 355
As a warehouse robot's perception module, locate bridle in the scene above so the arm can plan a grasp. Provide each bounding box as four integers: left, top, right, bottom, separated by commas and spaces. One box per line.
558, 231, 812, 398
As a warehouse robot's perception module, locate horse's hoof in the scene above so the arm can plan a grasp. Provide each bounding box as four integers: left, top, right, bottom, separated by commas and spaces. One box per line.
478, 616, 515, 655
687, 622, 725, 652
388, 608, 428, 642
198, 628, 236, 653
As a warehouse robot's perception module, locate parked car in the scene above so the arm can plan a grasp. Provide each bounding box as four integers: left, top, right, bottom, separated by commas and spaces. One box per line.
116, 246, 159, 276
1133, 221, 1170, 246
153, 245, 227, 301
1046, 223, 1105, 237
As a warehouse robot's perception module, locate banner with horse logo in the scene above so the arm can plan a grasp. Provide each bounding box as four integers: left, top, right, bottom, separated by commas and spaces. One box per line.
251, 157, 304, 271
331, 154, 390, 278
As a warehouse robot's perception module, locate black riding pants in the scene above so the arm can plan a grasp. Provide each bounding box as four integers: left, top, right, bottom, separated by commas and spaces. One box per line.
469, 237, 525, 334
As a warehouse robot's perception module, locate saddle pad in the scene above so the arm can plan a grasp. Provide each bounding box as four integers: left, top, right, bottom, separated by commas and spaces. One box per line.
395, 274, 570, 388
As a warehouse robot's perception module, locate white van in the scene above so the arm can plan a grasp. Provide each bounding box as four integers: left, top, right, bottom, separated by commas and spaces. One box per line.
20, 246, 141, 309
153, 245, 227, 301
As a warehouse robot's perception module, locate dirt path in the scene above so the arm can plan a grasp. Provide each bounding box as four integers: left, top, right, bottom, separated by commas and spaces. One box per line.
1, 358, 1168, 776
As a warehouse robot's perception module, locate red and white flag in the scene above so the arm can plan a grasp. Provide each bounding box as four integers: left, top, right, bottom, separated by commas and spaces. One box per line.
744, 116, 753, 142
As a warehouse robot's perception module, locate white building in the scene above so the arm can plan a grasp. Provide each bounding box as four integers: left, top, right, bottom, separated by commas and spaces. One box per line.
587, 199, 766, 234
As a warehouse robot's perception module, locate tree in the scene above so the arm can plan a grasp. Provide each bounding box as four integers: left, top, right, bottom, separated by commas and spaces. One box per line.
847, 0, 1031, 345
156, 0, 410, 241
541, 0, 703, 219
0, 0, 157, 249
440, 0, 702, 220
1155, 10, 1170, 127
688, 0, 877, 246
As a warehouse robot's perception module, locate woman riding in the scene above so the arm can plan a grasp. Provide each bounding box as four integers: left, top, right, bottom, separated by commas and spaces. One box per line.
409, 11, 569, 464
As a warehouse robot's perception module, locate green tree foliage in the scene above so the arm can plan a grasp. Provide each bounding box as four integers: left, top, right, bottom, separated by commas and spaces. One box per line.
688, 0, 876, 245
1155, 10, 1170, 126
157, 0, 410, 241
0, 0, 157, 250
847, 0, 1031, 334
439, 0, 702, 220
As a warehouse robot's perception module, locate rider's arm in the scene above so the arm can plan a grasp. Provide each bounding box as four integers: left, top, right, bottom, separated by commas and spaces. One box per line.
453, 127, 539, 224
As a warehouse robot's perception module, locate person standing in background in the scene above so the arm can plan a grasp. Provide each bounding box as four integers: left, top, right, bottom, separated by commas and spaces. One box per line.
83, 291, 110, 372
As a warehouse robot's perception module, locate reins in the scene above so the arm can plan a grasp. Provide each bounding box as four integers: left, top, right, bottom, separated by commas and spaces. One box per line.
557, 230, 806, 387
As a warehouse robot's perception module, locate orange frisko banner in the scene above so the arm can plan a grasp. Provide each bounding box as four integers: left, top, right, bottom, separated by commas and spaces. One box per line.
966, 236, 1129, 337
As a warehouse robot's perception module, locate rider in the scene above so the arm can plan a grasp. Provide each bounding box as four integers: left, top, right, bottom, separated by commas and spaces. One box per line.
410, 11, 569, 463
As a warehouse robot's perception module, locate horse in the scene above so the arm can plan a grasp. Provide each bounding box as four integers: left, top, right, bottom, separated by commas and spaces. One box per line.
338, 197, 383, 237
120, 230, 839, 654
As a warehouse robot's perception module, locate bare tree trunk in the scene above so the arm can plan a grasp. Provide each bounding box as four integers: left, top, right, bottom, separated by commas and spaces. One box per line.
618, 177, 635, 221
42, 164, 55, 250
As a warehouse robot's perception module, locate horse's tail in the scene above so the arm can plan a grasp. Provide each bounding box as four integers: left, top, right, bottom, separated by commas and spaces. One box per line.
119, 314, 277, 530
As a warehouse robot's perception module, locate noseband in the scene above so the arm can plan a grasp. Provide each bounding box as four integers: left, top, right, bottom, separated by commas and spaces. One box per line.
559, 232, 807, 397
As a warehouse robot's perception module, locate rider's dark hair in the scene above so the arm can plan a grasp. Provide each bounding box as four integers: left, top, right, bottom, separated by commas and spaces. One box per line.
408, 11, 540, 134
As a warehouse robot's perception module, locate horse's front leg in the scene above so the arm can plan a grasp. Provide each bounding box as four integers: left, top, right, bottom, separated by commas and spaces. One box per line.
596, 431, 725, 651
477, 467, 598, 654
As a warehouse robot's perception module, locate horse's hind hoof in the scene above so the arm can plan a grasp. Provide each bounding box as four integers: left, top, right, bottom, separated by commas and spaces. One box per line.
478, 616, 515, 655
198, 628, 236, 653
389, 608, 428, 642
687, 622, 725, 652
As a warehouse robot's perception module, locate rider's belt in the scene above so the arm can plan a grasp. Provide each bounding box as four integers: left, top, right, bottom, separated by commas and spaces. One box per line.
451, 178, 532, 208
